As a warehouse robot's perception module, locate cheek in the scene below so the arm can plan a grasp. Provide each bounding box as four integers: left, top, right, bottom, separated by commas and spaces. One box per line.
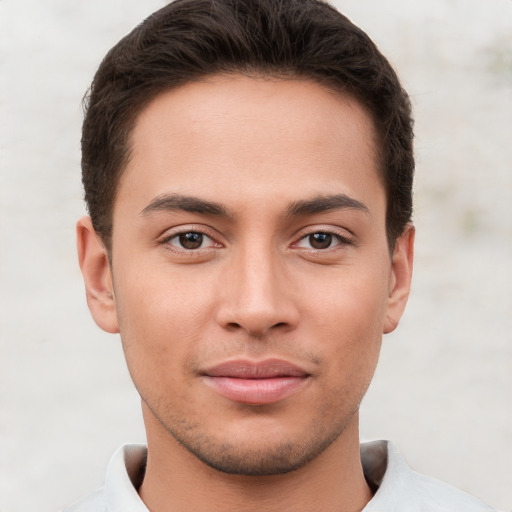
303, 268, 389, 382
307, 267, 390, 337
113, 265, 215, 376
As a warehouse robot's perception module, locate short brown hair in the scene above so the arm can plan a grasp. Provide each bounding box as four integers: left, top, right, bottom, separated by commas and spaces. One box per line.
82, 0, 414, 250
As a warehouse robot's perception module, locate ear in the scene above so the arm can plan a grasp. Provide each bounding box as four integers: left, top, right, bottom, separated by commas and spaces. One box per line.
76, 216, 119, 334
383, 223, 415, 334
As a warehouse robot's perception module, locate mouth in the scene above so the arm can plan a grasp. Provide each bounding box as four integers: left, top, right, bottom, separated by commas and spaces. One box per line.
201, 358, 310, 405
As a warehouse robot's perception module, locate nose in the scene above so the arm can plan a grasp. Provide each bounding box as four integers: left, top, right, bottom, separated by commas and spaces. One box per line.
215, 244, 300, 337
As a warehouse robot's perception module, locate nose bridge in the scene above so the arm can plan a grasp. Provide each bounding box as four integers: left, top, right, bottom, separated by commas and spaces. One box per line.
218, 236, 297, 336
240, 240, 278, 306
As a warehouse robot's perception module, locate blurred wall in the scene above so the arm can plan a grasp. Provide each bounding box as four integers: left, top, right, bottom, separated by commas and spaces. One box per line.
0, 1, 511, 511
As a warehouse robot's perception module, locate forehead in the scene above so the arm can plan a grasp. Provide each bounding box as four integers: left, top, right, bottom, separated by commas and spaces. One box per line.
117, 75, 384, 219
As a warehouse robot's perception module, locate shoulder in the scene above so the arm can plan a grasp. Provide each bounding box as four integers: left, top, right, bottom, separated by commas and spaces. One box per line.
61, 444, 148, 512
61, 487, 107, 512
362, 440, 496, 512
404, 470, 496, 512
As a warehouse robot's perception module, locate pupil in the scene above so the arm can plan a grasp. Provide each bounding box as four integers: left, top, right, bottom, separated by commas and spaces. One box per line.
310, 233, 332, 249
179, 232, 203, 249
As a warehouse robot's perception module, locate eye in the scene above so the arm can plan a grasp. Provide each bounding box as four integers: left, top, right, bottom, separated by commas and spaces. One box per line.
166, 231, 216, 251
295, 231, 349, 250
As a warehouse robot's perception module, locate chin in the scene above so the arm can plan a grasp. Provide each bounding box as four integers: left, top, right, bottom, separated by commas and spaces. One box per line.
168, 420, 346, 476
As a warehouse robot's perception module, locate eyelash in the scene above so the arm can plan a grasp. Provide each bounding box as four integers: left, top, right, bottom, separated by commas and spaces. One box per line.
158, 227, 221, 254
293, 229, 353, 251
158, 227, 352, 254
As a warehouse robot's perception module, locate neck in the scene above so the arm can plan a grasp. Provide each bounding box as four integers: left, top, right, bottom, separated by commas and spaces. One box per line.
139, 408, 372, 512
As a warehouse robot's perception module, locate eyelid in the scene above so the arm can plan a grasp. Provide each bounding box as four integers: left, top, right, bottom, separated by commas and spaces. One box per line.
157, 224, 223, 249
291, 226, 354, 249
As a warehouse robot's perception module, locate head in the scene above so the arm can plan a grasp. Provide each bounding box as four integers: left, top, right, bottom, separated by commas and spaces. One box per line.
78, 0, 414, 477
82, 0, 414, 253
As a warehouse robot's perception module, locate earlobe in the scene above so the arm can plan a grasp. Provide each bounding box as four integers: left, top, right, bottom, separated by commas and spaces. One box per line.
383, 223, 415, 334
76, 216, 119, 334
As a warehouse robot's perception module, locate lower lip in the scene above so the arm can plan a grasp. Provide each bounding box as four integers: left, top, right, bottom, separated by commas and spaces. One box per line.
203, 376, 308, 405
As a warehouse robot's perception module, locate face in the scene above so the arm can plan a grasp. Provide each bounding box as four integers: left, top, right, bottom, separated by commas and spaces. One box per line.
78, 75, 413, 475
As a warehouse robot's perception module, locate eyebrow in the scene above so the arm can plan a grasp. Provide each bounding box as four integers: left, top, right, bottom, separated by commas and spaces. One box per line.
140, 192, 369, 220
140, 193, 229, 217
286, 194, 370, 217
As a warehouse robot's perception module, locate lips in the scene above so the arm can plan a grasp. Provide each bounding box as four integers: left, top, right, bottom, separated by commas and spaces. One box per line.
202, 359, 310, 405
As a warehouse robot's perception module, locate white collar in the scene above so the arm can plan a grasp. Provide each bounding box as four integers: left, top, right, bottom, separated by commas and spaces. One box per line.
101, 441, 494, 512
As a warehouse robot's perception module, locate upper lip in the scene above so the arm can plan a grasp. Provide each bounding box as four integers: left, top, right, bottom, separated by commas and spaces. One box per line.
202, 358, 310, 379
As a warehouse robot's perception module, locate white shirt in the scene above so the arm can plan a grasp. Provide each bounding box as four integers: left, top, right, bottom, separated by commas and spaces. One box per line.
63, 441, 496, 511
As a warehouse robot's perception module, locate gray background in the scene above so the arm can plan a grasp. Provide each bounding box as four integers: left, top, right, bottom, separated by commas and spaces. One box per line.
1, 1, 511, 511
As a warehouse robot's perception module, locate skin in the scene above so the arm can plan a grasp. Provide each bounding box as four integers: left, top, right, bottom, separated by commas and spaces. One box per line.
77, 75, 414, 512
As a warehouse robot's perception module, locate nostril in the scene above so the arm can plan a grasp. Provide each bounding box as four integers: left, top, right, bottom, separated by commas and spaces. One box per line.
224, 321, 290, 334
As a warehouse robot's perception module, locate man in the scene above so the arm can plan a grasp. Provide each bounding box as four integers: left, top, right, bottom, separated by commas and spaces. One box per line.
67, 0, 495, 510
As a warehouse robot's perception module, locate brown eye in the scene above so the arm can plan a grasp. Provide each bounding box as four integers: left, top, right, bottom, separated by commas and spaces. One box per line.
163, 229, 220, 253
295, 231, 349, 251
308, 233, 333, 249
178, 232, 204, 249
